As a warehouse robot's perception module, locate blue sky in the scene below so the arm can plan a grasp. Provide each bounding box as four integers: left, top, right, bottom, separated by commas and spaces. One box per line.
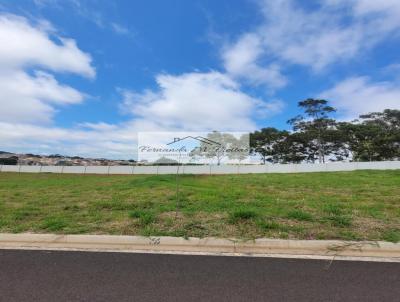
0, 0, 400, 158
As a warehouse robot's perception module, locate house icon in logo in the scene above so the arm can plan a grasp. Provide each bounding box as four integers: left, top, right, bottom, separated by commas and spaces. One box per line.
167, 136, 221, 146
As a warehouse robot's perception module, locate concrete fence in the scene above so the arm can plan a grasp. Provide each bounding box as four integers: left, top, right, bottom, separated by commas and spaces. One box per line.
0, 161, 399, 175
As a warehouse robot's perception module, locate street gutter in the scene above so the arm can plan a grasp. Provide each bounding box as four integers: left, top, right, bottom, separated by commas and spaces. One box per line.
0, 233, 399, 262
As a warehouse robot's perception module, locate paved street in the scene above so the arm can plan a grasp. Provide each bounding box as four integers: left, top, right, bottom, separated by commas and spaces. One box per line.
0, 249, 399, 302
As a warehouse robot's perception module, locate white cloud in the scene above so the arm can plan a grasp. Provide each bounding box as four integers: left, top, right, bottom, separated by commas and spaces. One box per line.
222, 33, 287, 88
257, 0, 365, 70
33, 0, 132, 37
222, 0, 400, 81
0, 14, 94, 124
0, 121, 137, 159
34, 0, 106, 28
33, 0, 59, 8
320, 76, 400, 119
0, 70, 84, 123
120, 71, 283, 132
254, 99, 285, 118
111, 22, 130, 35
78, 122, 119, 131
0, 14, 94, 77
0, 13, 100, 155
381, 63, 400, 82
327, 0, 400, 22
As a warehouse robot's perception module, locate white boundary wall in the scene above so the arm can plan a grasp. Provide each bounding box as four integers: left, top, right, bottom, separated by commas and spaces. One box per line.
0, 161, 399, 175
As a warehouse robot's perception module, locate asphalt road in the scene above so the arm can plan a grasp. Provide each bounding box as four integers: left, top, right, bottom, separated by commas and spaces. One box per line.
0, 250, 399, 302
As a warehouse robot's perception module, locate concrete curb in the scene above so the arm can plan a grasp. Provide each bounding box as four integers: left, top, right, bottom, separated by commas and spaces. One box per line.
0, 233, 399, 262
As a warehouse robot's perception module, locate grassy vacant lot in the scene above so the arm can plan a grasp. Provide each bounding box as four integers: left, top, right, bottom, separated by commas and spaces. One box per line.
0, 171, 399, 242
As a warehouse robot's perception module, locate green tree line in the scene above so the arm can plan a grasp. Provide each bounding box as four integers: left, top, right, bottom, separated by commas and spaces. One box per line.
250, 99, 400, 164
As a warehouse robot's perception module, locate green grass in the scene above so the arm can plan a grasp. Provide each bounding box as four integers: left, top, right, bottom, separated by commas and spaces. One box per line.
128, 210, 156, 225
287, 209, 314, 221
229, 208, 258, 223
382, 230, 400, 243
325, 215, 353, 227
0, 170, 399, 242
40, 217, 68, 231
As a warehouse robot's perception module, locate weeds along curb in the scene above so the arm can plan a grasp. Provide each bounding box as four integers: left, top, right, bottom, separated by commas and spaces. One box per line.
0, 233, 399, 261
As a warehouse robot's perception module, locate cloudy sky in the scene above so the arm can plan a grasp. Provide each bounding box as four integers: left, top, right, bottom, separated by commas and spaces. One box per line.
0, 0, 399, 159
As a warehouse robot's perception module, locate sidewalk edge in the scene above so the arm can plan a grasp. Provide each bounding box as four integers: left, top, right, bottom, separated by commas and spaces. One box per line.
0, 233, 399, 262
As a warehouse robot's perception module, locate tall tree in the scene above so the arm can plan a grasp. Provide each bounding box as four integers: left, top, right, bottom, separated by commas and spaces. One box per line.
250, 128, 288, 164
277, 131, 309, 163
338, 109, 400, 161
288, 99, 337, 163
